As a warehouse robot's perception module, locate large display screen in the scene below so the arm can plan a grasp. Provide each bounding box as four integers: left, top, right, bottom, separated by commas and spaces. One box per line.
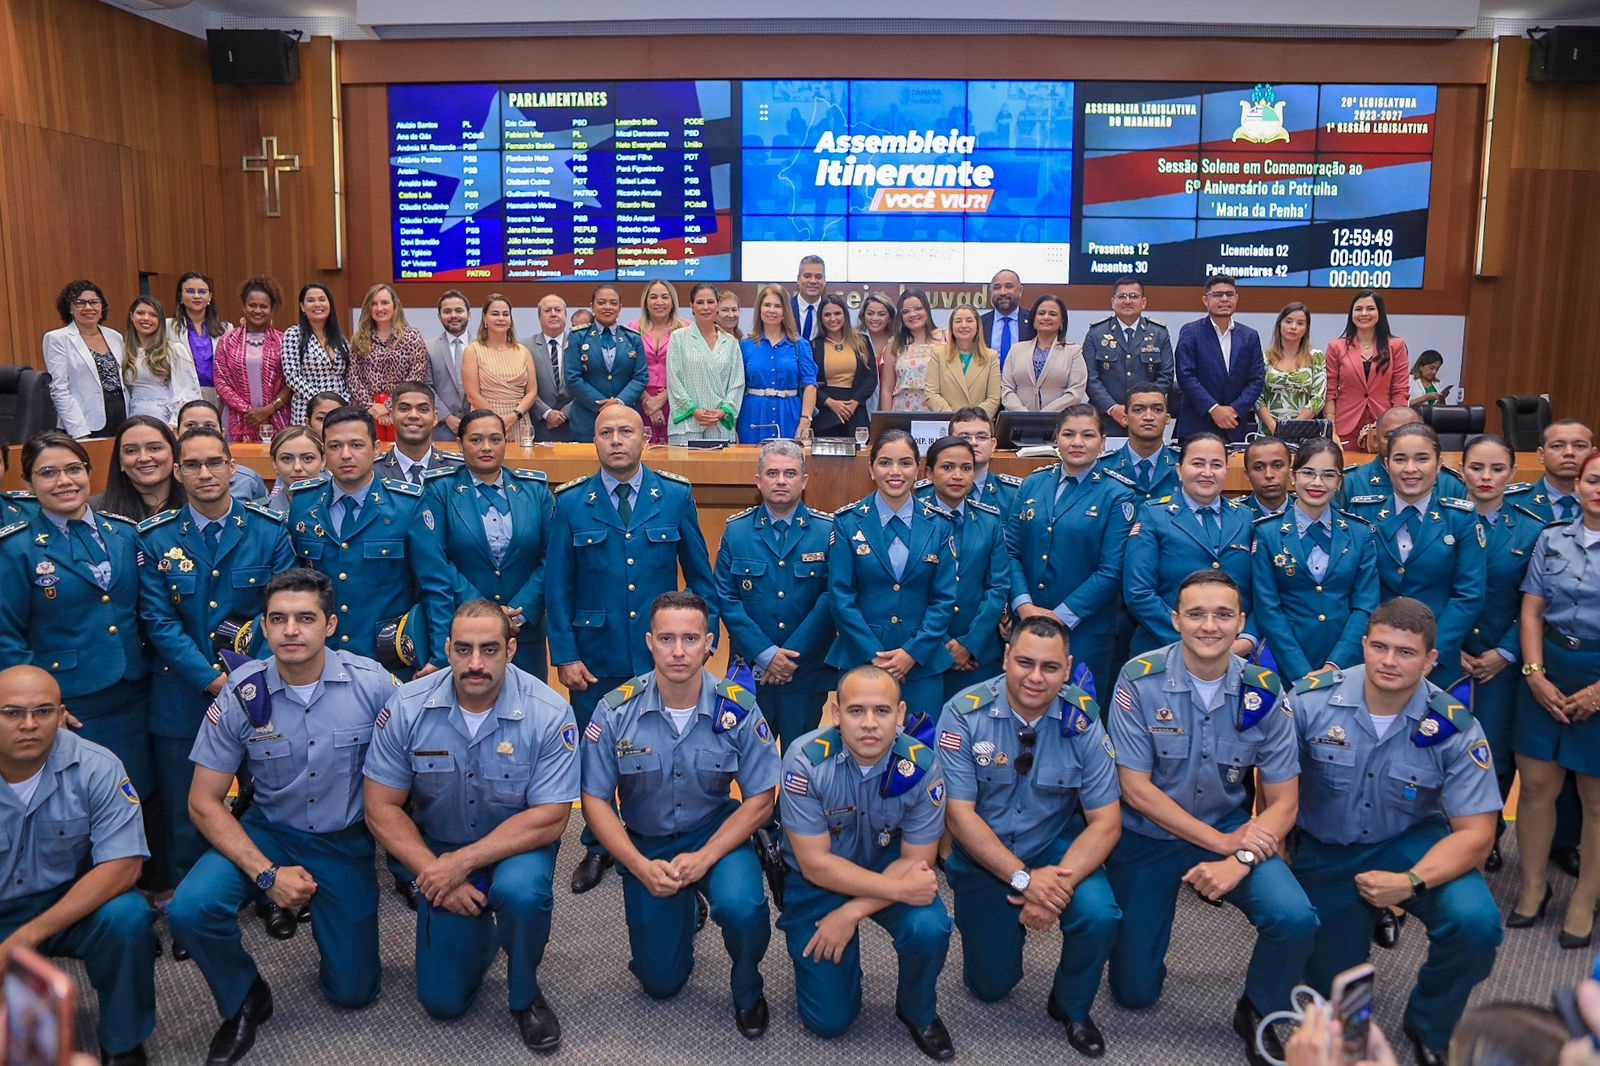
389, 80, 1435, 288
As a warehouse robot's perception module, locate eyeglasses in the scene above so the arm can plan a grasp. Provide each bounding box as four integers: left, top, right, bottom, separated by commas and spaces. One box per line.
32, 463, 89, 481
1113, 293, 1144, 301
1296, 469, 1342, 483
1015, 723, 1038, 775
956, 432, 993, 444
0, 704, 63, 723
73, 298, 102, 309
179, 458, 232, 474
1179, 609, 1241, 624
1204, 291, 1238, 301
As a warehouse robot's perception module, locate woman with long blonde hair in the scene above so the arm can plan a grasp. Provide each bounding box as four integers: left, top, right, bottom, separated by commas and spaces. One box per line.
628, 279, 686, 443
925, 304, 1001, 416
347, 282, 428, 428
122, 295, 200, 424
463, 293, 539, 440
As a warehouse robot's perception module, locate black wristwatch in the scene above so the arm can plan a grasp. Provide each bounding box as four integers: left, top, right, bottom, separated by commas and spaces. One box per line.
255, 864, 279, 892
1405, 870, 1428, 897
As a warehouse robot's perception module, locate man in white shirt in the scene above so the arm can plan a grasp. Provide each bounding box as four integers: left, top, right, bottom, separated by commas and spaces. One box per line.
531, 294, 575, 442
426, 292, 472, 441
790, 256, 827, 344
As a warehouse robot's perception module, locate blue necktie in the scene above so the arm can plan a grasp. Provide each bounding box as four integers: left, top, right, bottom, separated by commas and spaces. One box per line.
1200, 507, 1221, 547
68, 518, 108, 567
202, 521, 221, 554
334, 496, 357, 537
1305, 522, 1332, 553
772, 519, 789, 551
1558, 497, 1578, 522
802, 305, 814, 341
476, 482, 506, 516
887, 516, 908, 545
999, 315, 1014, 360
1055, 474, 1079, 502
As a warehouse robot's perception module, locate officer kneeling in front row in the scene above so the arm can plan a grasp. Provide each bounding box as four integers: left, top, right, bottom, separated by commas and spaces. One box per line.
581, 591, 779, 1038
363, 599, 580, 1053
778, 665, 954, 1060
168, 568, 395, 1065
0, 664, 156, 1066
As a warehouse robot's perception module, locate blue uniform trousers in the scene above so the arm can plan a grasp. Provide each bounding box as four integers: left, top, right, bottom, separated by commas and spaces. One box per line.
151, 733, 209, 882
777, 853, 951, 1036
1105, 816, 1317, 1014
571, 677, 627, 855
619, 809, 770, 1008
69, 677, 153, 798
759, 684, 830, 753
0, 888, 156, 1055
945, 838, 1119, 1020
168, 812, 379, 1019
1294, 821, 1501, 1051
409, 840, 559, 1018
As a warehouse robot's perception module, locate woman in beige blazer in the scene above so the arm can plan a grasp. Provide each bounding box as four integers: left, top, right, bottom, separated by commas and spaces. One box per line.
925, 305, 1002, 417
1000, 294, 1088, 412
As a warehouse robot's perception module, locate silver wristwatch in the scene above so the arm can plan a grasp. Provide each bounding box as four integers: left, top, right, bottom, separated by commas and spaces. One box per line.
1233, 849, 1259, 870
1009, 869, 1032, 893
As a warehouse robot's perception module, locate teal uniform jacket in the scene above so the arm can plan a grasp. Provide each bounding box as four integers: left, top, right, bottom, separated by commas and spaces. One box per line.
1337, 458, 1466, 509
1095, 444, 1181, 503
546, 467, 717, 678
285, 473, 455, 672
0, 508, 147, 697
2, 489, 35, 522
825, 495, 957, 680
1241, 495, 1291, 521
1124, 494, 1256, 650
1505, 479, 1579, 525
1082, 314, 1174, 415
1345, 492, 1487, 678
715, 504, 836, 681
1250, 508, 1380, 682
972, 471, 1022, 517
914, 485, 1009, 671
136, 501, 295, 738
564, 323, 649, 442
1466, 503, 1548, 664
422, 464, 555, 673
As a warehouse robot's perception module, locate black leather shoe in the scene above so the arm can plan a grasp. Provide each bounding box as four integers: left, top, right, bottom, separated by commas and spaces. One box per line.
1554, 846, 1583, 877
511, 996, 561, 1053
260, 902, 297, 940
1484, 844, 1503, 872
695, 887, 709, 932
1373, 907, 1405, 949
101, 1046, 148, 1066
1048, 994, 1106, 1058
171, 940, 191, 961
895, 1008, 955, 1061
1403, 1018, 1447, 1066
296, 903, 311, 924
206, 976, 273, 1065
392, 874, 420, 911
569, 851, 613, 894
734, 995, 769, 1039
1232, 994, 1282, 1066
1506, 884, 1554, 928
1560, 922, 1595, 950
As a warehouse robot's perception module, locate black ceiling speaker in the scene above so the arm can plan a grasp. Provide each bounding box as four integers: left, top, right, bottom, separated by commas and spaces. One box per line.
207, 29, 302, 86
1529, 26, 1600, 83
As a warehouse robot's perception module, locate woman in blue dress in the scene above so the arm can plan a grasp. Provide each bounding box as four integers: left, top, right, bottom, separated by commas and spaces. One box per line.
738, 284, 817, 443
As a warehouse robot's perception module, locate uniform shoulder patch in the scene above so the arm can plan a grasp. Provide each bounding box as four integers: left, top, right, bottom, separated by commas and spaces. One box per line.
995, 472, 1022, 486
1293, 666, 1340, 694
1145, 316, 1167, 328
726, 505, 756, 523
422, 465, 457, 481
805, 507, 834, 522
1222, 496, 1244, 510
803, 727, 843, 765
136, 509, 181, 532
554, 475, 588, 495
833, 500, 858, 517
655, 469, 692, 486
912, 477, 932, 490
1060, 685, 1101, 735
382, 477, 423, 497
1503, 482, 1533, 496
0, 520, 28, 540
289, 472, 330, 492
1088, 314, 1115, 328
879, 731, 935, 796
1155, 495, 1174, 506
951, 677, 1002, 714
1252, 511, 1282, 526
1239, 665, 1282, 729
1439, 496, 1473, 511
968, 499, 1001, 517
1243, 664, 1283, 695
99, 511, 137, 526
601, 676, 651, 710
712, 676, 757, 734
1120, 654, 1167, 680
243, 501, 286, 523
507, 467, 548, 482
1414, 685, 1474, 747
1509, 503, 1552, 525
1333, 507, 1373, 527
1349, 495, 1385, 505
1102, 469, 1137, 489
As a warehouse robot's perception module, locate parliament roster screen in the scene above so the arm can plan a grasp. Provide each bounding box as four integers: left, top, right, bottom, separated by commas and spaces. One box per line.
388, 80, 1437, 288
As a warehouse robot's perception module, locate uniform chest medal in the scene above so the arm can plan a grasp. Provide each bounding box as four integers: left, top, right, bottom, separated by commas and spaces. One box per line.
973, 740, 996, 767
33, 561, 57, 589
877, 827, 893, 848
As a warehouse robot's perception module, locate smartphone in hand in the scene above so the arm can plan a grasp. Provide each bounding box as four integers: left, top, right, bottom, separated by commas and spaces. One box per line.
3, 945, 76, 1066
1330, 962, 1376, 1064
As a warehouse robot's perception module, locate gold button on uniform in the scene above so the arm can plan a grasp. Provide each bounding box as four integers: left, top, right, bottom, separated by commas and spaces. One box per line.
1211, 561, 1221, 569
100, 595, 110, 604
892, 584, 901, 592
212, 569, 221, 578
208, 600, 218, 609
339, 572, 348, 581
341, 635, 349, 643
108, 626, 118, 634
1317, 614, 1327, 622
629, 611, 637, 619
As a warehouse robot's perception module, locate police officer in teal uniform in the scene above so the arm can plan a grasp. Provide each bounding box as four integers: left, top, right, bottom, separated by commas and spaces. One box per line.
1337, 406, 1466, 508
168, 570, 393, 1066
1287, 599, 1502, 1066
947, 407, 1021, 515
564, 284, 650, 443
1506, 418, 1593, 523
1345, 423, 1486, 682
0, 433, 152, 799
547, 403, 718, 892
424, 409, 555, 681
778, 665, 954, 1060
1094, 384, 1180, 503
363, 600, 579, 1053
1251, 438, 1380, 683
715, 439, 836, 748
580, 592, 780, 1038
0, 665, 156, 1066
370, 381, 464, 484
284, 407, 454, 679
1241, 436, 1292, 520
137, 427, 294, 882
827, 430, 956, 719
1083, 277, 1174, 434
1107, 573, 1317, 1066
915, 436, 1009, 702
177, 400, 271, 503
939, 617, 1122, 1059
1008, 405, 1138, 698
1124, 433, 1257, 656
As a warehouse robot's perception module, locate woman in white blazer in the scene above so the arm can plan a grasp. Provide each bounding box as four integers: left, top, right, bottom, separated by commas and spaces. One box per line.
43, 279, 128, 439
1000, 293, 1089, 412
121, 295, 200, 425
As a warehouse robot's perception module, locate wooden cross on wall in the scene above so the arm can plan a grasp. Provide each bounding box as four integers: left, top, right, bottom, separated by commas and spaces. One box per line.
242, 136, 300, 217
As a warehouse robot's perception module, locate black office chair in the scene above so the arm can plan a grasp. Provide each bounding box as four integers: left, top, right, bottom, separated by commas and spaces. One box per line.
0, 366, 56, 447
1496, 395, 1552, 452
1421, 404, 1486, 452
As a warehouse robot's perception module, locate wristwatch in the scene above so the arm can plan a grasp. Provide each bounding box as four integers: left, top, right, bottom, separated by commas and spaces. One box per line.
1233, 849, 1259, 871
255, 864, 279, 892
1405, 870, 1428, 897
1009, 869, 1032, 893
1523, 663, 1547, 676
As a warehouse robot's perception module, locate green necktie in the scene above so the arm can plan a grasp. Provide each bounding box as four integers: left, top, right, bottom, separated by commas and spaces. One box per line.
614, 483, 633, 525
1200, 507, 1221, 547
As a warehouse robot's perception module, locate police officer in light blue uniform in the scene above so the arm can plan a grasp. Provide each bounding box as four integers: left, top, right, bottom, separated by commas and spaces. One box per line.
1288, 599, 1502, 1066
1124, 433, 1257, 655
168, 569, 393, 1065
1107, 573, 1317, 1066
363, 600, 579, 1052
915, 436, 1009, 701
938, 617, 1122, 1059
715, 439, 836, 748
423, 409, 556, 681
778, 665, 954, 1059
137, 427, 295, 881
1093, 383, 1180, 503
0, 665, 156, 1066
564, 284, 650, 443
827, 430, 957, 721
1336, 406, 1466, 509
285, 407, 453, 679
1506, 418, 1593, 524
1251, 438, 1381, 683
1345, 423, 1486, 682
580, 591, 780, 1038
1008, 405, 1138, 699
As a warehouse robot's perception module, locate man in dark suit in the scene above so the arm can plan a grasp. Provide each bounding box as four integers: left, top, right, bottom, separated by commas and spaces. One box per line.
426, 291, 472, 442
530, 294, 575, 441
790, 255, 827, 344
1173, 274, 1264, 444
372, 381, 463, 484
980, 269, 1033, 368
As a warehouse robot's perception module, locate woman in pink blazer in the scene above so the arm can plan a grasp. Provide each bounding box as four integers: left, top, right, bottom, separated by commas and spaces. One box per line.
213, 275, 292, 442
1323, 289, 1409, 452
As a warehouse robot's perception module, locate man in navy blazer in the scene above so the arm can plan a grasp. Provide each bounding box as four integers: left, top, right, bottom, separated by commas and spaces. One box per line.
1174, 274, 1264, 444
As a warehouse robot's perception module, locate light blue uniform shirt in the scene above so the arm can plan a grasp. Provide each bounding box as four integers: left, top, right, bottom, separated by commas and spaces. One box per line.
1522, 522, 1600, 639
0, 731, 148, 900
189, 651, 394, 834
875, 494, 915, 580
579, 670, 781, 837
936, 677, 1119, 860
363, 665, 580, 846
1295, 505, 1333, 582
470, 473, 514, 566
